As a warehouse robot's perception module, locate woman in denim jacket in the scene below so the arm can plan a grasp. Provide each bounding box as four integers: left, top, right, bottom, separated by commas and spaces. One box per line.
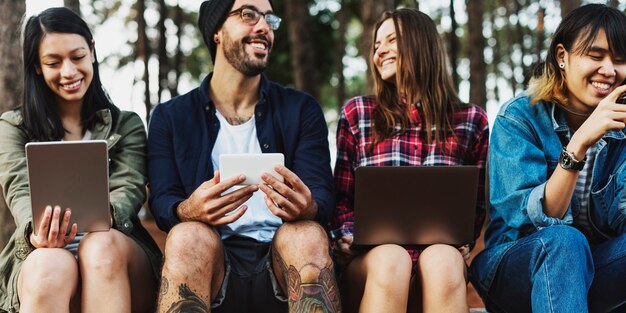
469, 4, 626, 313
0, 8, 161, 312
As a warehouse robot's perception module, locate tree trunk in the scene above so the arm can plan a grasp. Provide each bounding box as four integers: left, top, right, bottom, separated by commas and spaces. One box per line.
0, 0, 25, 249
358, 0, 395, 93
157, 0, 169, 103
64, 0, 81, 16
448, 0, 460, 89
489, 1, 500, 104
135, 0, 151, 122
284, 0, 318, 100
396, 0, 418, 8
336, 3, 347, 109
560, 0, 580, 18
466, 0, 486, 109
513, 0, 526, 92
169, 4, 183, 98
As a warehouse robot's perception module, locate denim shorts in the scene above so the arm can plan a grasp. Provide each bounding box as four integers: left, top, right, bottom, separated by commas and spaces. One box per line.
212, 235, 288, 313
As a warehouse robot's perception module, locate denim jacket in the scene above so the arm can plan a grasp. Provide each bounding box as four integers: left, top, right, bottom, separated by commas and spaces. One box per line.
476, 93, 626, 289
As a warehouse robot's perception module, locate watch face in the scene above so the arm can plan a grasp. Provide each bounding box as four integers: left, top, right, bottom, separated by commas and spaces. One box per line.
561, 153, 572, 168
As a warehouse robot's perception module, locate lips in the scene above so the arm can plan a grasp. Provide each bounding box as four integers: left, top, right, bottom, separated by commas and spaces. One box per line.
381, 58, 395, 67
60, 79, 83, 92
591, 81, 611, 91
245, 35, 271, 54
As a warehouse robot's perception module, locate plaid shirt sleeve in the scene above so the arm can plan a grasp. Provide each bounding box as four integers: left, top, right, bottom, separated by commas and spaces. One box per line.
329, 100, 359, 240
467, 106, 490, 246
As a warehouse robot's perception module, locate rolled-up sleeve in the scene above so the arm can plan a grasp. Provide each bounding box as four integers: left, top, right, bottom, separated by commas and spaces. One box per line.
490, 111, 572, 231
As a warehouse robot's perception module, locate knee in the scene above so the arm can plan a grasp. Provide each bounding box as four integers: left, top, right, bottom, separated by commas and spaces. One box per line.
163, 222, 222, 267
418, 244, 466, 294
274, 220, 329, 259
78, 231, 127, 277
365, 245, 412, 284
538, 226, 590, 258
21, 249, 78, 296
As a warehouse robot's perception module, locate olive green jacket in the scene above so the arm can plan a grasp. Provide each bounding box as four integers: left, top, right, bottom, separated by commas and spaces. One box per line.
0, 109, 162, 312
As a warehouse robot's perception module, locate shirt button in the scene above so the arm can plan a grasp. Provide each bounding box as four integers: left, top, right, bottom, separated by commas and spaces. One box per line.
263, 143, 269, 149
124, 222, 131, 229
257, 112, 262, 117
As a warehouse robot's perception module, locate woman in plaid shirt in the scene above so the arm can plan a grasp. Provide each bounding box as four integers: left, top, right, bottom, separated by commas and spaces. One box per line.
329, 8, 489, 313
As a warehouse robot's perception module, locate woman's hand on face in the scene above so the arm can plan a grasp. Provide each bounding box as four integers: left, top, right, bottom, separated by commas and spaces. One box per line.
29, 205, 78, 249
571, 85, 626, 153
333, 235, 358, 265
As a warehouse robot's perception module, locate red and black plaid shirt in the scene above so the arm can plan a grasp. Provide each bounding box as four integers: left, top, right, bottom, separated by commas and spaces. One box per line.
330, 95, 489, 263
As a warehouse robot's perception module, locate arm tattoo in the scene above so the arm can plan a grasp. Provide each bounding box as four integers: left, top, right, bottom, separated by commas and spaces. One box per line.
165, 284, 210, 313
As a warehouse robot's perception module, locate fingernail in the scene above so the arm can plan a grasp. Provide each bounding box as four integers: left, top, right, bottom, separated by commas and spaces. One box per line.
274, 165, 282, 171
239, 174, 246, 180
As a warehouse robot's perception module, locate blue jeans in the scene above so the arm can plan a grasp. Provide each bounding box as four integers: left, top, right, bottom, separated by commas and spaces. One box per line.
470, 225, 626, 313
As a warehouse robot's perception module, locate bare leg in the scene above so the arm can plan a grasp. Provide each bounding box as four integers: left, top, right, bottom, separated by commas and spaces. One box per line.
78, 229, 157, 313
18, 248, 79, 313
417, 244, 468, 313
341, 244, 412, 313
272, 220, 341, 313
157, 222, 224, 313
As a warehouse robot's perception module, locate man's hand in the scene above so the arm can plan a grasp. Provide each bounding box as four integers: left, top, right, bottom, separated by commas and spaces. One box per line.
176, 171, 258, 226
258, 165, 317, 221
30, 205, 77, 248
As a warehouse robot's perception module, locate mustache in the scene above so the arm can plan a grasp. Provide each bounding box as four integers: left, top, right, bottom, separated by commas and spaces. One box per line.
243, 34, 272, 50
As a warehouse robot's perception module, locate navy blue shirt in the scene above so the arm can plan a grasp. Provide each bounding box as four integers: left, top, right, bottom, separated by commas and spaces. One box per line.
147, 73, 334, 232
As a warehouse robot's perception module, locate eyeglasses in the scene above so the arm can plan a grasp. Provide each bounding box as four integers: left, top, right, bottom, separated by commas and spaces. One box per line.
228, 7, 282, 31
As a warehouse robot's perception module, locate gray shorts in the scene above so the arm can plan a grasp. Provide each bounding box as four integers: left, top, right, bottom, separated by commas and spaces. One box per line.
212, 235, 288, 313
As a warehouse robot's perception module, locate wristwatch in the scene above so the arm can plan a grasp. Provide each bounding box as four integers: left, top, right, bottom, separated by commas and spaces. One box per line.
558, 147, 586, 171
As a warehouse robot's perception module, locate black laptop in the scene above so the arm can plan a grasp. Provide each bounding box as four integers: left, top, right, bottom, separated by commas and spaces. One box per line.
353, 166, 479, 247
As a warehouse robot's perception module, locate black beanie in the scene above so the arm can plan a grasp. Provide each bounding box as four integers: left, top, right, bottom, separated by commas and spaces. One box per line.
198, 0, 235, 64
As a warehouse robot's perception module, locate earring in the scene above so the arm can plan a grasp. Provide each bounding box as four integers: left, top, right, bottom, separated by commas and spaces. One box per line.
559, 63, 565, 69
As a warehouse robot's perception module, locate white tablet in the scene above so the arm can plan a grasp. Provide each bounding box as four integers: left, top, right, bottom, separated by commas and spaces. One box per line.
26, 140, 112, 235
219, 153, 284, 185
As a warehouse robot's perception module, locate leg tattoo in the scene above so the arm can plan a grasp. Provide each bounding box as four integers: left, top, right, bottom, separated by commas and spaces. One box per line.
160, 277, 169, 296
165, 284, 210, 313
274, 250, 341, 313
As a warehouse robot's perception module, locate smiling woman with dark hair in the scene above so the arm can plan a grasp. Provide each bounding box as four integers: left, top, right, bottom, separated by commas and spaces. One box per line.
0, 7, 161, 312
469, 4, 626, 312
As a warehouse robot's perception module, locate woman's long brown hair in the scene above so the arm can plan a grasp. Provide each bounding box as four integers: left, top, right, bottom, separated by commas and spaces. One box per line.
370, 8, 462, 148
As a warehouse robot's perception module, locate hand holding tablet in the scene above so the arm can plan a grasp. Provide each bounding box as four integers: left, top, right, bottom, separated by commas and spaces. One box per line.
219, 153, 284, 185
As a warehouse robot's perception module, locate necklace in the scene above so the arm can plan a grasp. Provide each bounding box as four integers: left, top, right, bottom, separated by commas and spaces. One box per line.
557, 103, 592, 117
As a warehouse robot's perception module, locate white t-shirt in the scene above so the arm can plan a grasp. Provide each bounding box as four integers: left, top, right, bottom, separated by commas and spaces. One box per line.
211, 111, 282, 242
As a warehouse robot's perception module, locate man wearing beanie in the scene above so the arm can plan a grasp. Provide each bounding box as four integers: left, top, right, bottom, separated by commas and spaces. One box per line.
147, 0, 340, 312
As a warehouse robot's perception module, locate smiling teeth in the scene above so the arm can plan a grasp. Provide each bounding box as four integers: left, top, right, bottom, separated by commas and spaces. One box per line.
592, 81, 610, 90
251, 43, 266, 50
382, 59, 395, 66
63, 81, 80, 89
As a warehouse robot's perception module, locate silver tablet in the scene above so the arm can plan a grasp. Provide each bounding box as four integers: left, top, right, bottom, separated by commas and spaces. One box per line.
219, 153, 284, 185
26, 140, 111, 235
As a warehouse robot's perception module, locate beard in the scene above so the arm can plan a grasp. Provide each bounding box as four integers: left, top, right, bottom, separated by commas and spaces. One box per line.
222, 29, 272, 76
